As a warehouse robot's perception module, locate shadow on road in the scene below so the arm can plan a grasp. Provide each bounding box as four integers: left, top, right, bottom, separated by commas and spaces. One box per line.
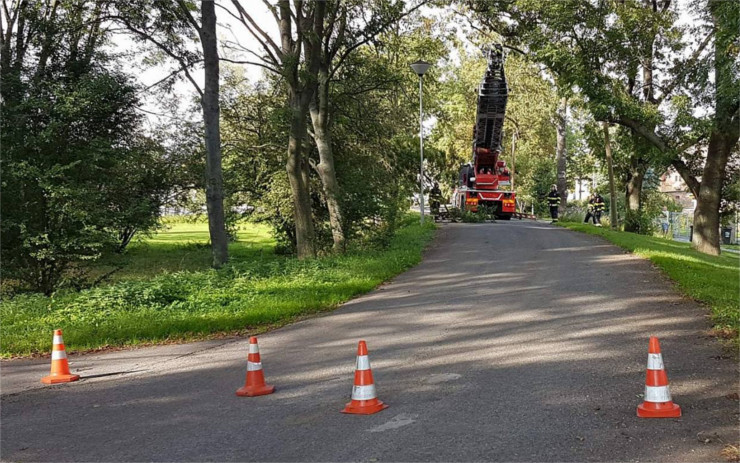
1, 222, 737, 462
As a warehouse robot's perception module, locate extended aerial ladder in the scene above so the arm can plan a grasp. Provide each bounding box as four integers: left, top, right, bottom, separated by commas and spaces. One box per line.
452, 45, 516, 220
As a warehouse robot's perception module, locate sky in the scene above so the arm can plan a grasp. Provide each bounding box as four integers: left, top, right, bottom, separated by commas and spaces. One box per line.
119, 1, 276, 126
117, 2, 463, 133
116, 1, 702, 129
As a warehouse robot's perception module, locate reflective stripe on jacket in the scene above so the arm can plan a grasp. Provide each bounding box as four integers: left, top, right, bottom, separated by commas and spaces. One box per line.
594, 198, 605, 212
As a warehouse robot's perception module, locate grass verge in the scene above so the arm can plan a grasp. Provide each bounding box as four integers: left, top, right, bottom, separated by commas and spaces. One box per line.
1, 216, 436, 358
558, 222, 739, 343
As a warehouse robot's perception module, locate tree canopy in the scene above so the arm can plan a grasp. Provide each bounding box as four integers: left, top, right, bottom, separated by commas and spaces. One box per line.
2, 0, 737, 294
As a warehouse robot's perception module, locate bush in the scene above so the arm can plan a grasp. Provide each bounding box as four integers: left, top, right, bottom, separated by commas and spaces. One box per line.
2, 69, 170, 294
561, 201, 589, 223
0, 216, 436, 357
624, 209, 658, 235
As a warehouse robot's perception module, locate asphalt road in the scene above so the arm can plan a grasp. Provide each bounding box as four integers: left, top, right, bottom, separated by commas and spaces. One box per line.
2, 222, 737, 462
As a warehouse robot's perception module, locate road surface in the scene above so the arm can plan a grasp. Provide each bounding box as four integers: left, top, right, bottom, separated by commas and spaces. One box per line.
2, 222, 737, 462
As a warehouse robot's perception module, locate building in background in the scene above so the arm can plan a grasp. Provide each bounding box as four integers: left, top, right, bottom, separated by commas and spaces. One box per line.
660, 168, 696, 211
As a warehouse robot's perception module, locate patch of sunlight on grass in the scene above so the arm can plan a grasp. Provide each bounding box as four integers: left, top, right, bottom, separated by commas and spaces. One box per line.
91, 222, 277, 283
0, 216, 436, 357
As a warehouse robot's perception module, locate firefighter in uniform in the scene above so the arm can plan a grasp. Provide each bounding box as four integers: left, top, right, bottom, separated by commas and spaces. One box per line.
584, 193, 596, 224
547, 184, 561, 223
592, 193, 605, 227
430, 182, 442, 217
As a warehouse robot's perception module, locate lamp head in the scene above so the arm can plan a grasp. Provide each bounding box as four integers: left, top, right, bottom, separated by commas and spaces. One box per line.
409, 60, 432, 76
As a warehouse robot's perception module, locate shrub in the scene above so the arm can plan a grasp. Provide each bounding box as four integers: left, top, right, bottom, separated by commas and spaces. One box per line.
0, 216, 436, 357
2, 70, 170, 294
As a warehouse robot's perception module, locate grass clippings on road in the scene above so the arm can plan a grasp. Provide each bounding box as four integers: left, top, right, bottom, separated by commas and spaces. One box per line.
559, 222, 739, 343
1, 216, 436, 358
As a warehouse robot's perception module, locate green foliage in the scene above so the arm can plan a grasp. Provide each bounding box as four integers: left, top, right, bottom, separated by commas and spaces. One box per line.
622, 171, 681, 235
559, 204, 588, 224
526, 157, 558, 216
721, 163, 740, 223
566, 107, 599, 190
1, 1, 175, 294
217, 16, 448, 253
624, 209, 658, 236
0, 217, 436, 357
460, 210, 485, 223
1, 70, 170, 294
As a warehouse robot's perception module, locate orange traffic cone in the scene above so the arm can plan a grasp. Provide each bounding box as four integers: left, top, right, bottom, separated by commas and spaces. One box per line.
637, 336, 681, 418
236, 337, 275, 397
41, 330, 80, 384
342, 340, 388, 415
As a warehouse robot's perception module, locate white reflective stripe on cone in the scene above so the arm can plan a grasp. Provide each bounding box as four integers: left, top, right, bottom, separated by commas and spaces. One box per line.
51, 350, 67, 360
647, 353, 664, 370
645, 385, 672, 403
248, 344, 260, 354
351, 384, 377, 401
247, 361, 262, 371
53, 335, 64, 345
356, 355, 370, 371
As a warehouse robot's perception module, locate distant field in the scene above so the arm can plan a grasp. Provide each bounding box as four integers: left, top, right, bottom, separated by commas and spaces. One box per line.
90, 221, 276, 283
559, 222, 739, 344
1, 217, 436, 357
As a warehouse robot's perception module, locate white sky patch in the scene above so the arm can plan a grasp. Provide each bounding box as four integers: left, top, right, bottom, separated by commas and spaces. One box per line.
106, 1, 706, 130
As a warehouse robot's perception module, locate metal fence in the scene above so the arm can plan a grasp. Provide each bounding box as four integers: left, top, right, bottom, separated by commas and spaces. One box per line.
663, 212, 739, 245
666, 212, 693, 242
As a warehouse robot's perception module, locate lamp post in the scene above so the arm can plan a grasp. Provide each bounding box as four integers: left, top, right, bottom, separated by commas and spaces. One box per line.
410, 60, 431, 225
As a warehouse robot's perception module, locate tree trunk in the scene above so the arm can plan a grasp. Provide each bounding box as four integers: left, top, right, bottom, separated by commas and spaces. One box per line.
273, 0, 323, 259
691, 0, 740, 256
624, 154, 645, 232
692, 132, 732, 255
287, 95, 316, 259
622, 1, 654, 233
200, 0, 228, 267
625, 170, 643, 212
34, 0, 59, 80
615, 1, 738, 255
555, 97, 568, 209
310, 70, 345, 252
603, 122, 619, 229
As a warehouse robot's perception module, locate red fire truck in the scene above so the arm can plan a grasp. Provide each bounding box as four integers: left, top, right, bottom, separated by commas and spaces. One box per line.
453, 45, 515, 220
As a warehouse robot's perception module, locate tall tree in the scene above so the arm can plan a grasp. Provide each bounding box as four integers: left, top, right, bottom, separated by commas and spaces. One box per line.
228, 0, 326, 258
218, 15, 446, 249
307, 1, 429, 252
668, 0, 739, 254
228, 0, 427, 254
555, 97, 568, 208
603, 122, 619, 229
471, 0, 738, 254
114, 0, 229, 266
198, 0, 228, 266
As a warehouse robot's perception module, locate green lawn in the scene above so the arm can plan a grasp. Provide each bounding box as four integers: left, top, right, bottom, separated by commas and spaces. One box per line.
559, 222, 739, 341
90, 220, 276, 283
1, 217, 436, 357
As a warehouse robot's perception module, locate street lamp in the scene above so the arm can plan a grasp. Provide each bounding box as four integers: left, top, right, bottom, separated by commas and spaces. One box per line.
410, 60, 431, 225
